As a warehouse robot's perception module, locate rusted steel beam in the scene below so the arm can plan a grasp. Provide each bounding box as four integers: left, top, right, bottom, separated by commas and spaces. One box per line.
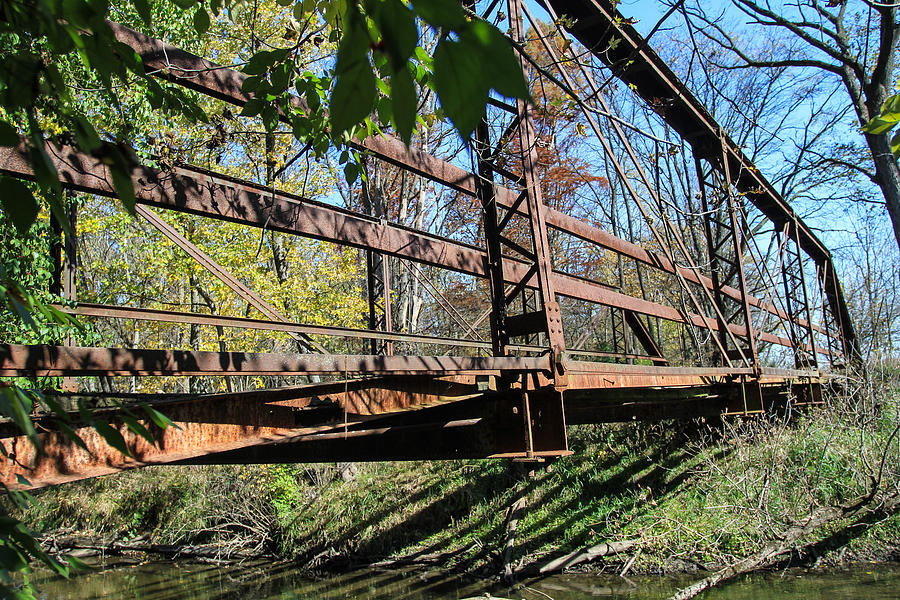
106, 21, 821, 338
0, 385, 564, 488
505, 0, 568, 387
0, 342, 818, 385
177, 389, 569, 464
0, 142, 490, 277
623, 310, 667, 364
563, 382, 795, 423
61, 302, 494, 350
0, 344, 549, 377
542, 0, 856, 357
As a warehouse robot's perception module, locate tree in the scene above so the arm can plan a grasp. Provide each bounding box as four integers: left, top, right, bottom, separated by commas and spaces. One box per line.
677, 0, 900, 251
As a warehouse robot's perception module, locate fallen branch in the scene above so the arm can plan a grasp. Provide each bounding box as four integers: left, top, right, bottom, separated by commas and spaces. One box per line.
45, 537, 265, 561
503, 497, 527, 582
668, 490, 900, 600
519, 538, 641, 575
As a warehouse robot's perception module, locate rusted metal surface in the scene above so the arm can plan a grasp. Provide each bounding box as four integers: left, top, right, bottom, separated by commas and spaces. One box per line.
61, 303, 496, 350
0, 376, 482, 488
694, 154, 759, 367
505, 0, 567, 386
0, 344, 550, 377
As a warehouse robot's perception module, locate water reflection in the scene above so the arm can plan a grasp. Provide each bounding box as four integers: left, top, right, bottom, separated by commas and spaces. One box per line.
29, 559, 900, 599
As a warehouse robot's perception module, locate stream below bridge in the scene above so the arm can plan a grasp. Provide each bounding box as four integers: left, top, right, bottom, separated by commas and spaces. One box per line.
30, 559, 900, 599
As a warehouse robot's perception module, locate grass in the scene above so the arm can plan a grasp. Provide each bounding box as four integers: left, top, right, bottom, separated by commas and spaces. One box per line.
17, 374, 900, 575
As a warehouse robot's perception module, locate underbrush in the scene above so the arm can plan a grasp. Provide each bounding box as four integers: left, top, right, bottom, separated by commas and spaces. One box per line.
18, 368, 900, 573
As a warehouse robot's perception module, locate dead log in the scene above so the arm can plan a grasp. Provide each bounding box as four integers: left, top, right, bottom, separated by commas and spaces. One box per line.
503, 497, 526, 582
519, 538, 641, 575
668, 491, 900, 600
46, 537, 264, 561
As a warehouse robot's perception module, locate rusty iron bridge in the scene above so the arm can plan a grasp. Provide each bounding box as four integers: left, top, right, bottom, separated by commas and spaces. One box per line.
0, 0, 855, 488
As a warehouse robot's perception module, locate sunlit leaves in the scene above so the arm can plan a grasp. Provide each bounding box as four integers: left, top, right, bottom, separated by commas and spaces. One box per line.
432, 22, 528, 139
323, 0, 528, 142
862, 93, 900, 158
862, 114, 900, 136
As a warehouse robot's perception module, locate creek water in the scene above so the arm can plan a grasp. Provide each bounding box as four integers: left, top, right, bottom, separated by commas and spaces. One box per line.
29, 559, 900, 599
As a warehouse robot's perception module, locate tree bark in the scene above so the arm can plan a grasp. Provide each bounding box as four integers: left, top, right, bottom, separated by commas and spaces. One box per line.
865, 133, 900, 250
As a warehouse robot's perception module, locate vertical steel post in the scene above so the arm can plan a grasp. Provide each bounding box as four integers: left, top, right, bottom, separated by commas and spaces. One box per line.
507, 0, 567, 386
779, 220, 818, 369
366, 250, 393, 356
50, 194, 77, 392
473, 119, 510, 358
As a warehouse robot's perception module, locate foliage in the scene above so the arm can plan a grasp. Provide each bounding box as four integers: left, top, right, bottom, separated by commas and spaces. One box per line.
862, 93, 900, 159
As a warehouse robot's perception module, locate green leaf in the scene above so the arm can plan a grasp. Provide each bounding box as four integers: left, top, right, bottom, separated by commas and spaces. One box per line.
241, 74, 264, 94
0, 547, 27, 572
54, 420, 90, 452
121, 414, 156, 446
133, 0, 152, 25
478, 25, 529, 99
344, 162, 358, 185
65, 555, 91, 572
240, 97, 266, 117
193, 7, 210, 34
884, 93, 900, 114
169, 0, 195, 9
331, 12, 376, 135
0, 388, 39, 452
373, 0, 418, 72
414, 45, 431, 65
862, 114, 900, 135
433, 38, 488, 140
141, 404, 178, 429
331, 64, 376, 135
0, 178, 39, 235
261, 105, 280, 131
0, 122, 18, 147
412, 0, 465, 28
270, 62, 292, 92
376, 95, 392, 127
243, 50, 286, 76
391, 65, 416, 145
72, 115, 102, 152
91, 420, 132, 457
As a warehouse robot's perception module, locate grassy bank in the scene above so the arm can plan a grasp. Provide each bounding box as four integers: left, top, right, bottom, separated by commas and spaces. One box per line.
19, 375, 900, 576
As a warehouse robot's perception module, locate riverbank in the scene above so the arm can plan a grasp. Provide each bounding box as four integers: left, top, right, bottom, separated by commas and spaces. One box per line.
19, 374, 900, 582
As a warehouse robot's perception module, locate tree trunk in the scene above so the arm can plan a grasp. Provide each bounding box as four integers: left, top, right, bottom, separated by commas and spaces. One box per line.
865, 133, 900, 251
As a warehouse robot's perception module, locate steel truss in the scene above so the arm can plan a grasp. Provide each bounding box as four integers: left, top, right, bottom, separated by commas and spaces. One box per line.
0, 0, 854, 488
